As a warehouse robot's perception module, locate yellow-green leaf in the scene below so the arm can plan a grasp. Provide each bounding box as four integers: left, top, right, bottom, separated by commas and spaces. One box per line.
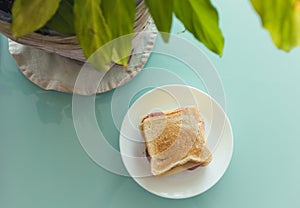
174, 0, 224, 56
11, 0, 61, 37
251, 0, 300, 51
74, 0, 112, 71
145, 0, 174, 42
101, 0, 136, 66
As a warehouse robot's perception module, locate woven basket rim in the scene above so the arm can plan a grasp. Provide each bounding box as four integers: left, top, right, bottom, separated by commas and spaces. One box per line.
0, 0, 151, 62
0, 0, 146, 37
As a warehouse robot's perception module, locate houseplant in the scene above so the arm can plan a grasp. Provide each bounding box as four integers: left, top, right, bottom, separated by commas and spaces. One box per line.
1, 0, 300, 67
1, 0, 299, 94
0, 0, 225, 71
0, 0, 157, 94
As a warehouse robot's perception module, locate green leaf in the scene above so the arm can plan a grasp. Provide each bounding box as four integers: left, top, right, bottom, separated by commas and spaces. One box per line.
11, 0, 61, 37
74, 0, 112, 71
251, 0, 300, 52
145, 0, 174, 42
174, 0, 224, 56
101, 0, 136, 66
45, 0, 75, 35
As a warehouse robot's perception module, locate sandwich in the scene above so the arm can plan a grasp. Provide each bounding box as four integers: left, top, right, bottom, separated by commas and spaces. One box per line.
139, 106, 212, 176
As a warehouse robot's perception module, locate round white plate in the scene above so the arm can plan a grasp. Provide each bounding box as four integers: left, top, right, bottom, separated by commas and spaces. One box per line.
119, 85, 233, 199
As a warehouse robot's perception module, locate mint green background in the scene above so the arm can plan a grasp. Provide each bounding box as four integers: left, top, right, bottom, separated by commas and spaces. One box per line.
1, 0, 300, 207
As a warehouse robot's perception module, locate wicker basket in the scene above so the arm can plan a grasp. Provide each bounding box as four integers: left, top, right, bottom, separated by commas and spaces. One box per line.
0, 1, 151, 62
0, 1, 158, 95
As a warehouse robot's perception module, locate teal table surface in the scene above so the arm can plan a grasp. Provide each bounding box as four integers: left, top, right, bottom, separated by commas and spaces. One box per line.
1, 0, 300, 207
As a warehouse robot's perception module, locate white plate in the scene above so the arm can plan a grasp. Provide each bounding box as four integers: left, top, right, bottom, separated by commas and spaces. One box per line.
119, 85, 233, 199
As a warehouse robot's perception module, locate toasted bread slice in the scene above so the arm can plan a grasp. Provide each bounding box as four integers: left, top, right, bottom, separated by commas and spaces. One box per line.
140, 106, 212, 176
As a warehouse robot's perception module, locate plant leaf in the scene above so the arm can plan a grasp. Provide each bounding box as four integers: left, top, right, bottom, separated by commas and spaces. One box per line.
174, 0, 224, 56
145, 0, 174, 42
251, 0, 300, 51
101, 0, 136, 66
11, 0, 61, 37
74, 0, 112, 70
45, 0, 75, 35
